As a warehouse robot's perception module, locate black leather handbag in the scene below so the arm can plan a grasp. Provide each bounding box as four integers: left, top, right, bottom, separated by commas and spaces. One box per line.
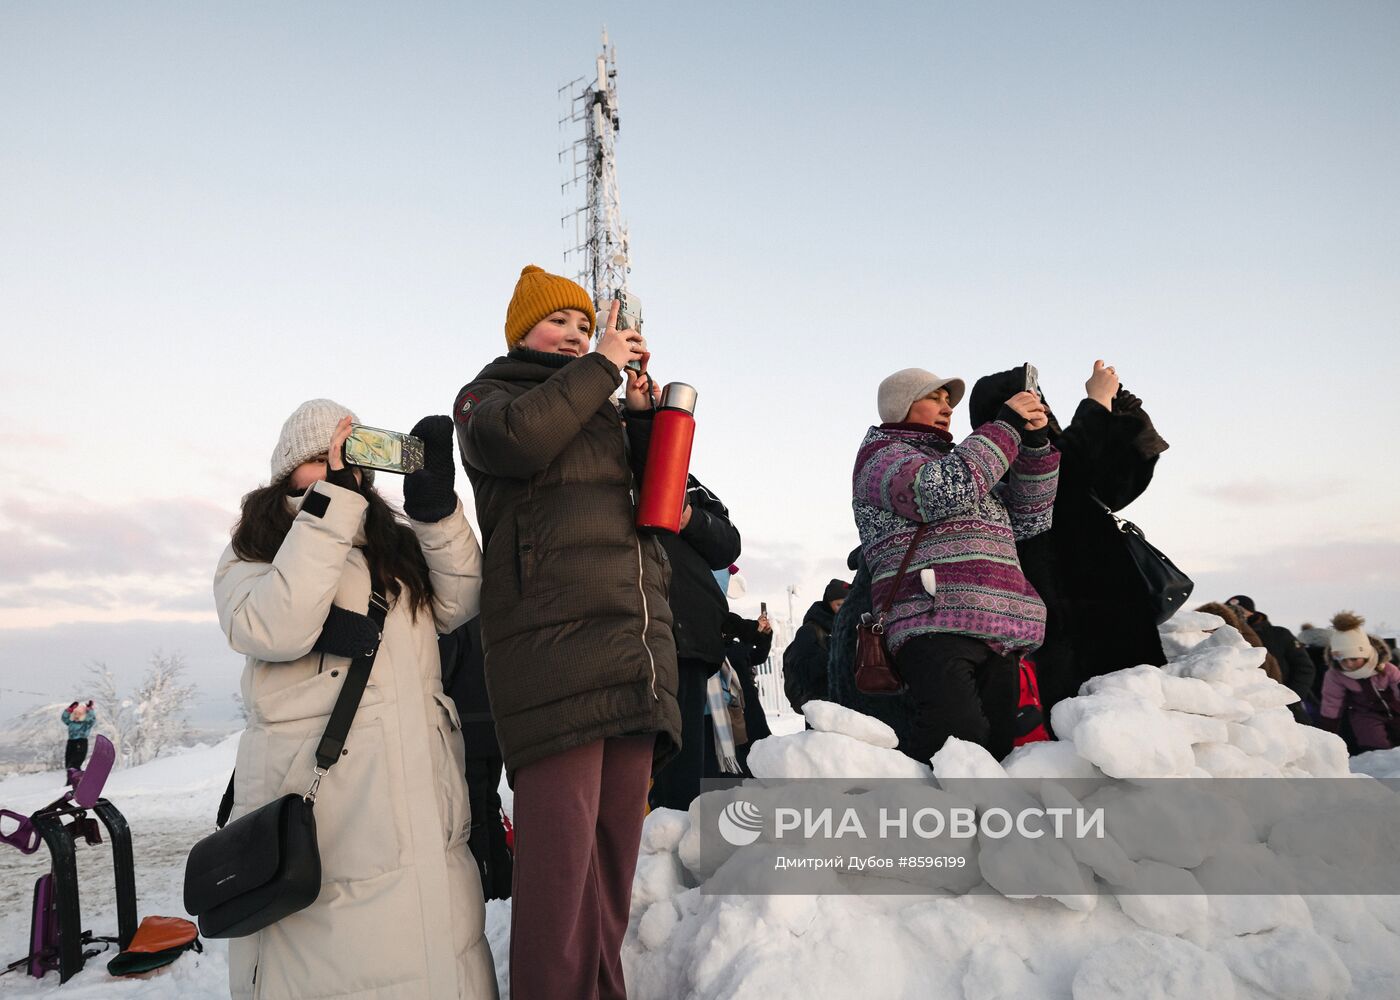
1094, 496, 1194, 625
183, 586, 387, 938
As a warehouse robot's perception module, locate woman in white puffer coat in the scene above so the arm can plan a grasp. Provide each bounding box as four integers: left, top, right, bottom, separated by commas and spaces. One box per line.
213, 399, 497, 1000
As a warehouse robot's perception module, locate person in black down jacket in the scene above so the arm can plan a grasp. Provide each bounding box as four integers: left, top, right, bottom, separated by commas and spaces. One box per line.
1227, 595, 1317, 717
970, 361, 1170, 721
439, 618, 512, 901
784, 579, 850, 714
648, 475, 742, 811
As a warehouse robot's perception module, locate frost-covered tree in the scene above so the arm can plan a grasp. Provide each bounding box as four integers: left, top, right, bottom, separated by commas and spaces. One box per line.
86, 651, 196, 767
6, 701, 70, 770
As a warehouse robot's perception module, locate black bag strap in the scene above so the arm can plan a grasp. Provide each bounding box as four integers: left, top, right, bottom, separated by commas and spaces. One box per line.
216, 575, 388, 827
216, 772, 236, 829
877, 524, 930, 617
313, 577, 388, 777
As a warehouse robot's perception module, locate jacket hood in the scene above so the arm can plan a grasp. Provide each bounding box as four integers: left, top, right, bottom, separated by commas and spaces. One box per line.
802, 600, 836, 630
970, 368, 1062, 436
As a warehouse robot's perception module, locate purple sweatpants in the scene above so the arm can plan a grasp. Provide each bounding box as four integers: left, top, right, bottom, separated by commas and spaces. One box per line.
509, 735, 654, 1000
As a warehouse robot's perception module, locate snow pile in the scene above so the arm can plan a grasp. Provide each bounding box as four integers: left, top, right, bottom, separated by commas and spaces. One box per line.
623, 613, 1400, 999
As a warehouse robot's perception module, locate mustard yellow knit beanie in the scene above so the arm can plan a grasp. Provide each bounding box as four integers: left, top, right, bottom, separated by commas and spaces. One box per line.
504, 265, 596, 350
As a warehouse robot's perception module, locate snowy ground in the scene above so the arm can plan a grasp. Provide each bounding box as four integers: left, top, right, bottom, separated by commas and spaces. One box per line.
3, 616, 1398, 998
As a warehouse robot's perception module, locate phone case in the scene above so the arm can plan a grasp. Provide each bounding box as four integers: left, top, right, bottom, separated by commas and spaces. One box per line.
343, 425, 425, 475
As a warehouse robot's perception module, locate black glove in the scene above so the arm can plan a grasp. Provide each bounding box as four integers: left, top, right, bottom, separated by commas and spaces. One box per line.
325, 464, 361, 493
996, 403, 1049, 449
403, 415, 457, 522
312, 605, 381, 659
1113, 387, 1143, 413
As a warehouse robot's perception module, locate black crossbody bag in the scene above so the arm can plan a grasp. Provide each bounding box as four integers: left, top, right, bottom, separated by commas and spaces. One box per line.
1091, 494, 1194, 625
183, 582, 388, 939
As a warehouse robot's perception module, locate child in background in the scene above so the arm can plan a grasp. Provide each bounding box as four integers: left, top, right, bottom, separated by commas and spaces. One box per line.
61, 700, 96, 770
1319, 612, 1400, 752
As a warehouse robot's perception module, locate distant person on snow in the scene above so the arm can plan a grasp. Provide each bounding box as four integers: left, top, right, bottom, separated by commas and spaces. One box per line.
62, 700, 96, 770
784, 578, 850, 715
1319, 612, 1400, 753
853, 367, 1059, 765
1227, 594, 1316, 719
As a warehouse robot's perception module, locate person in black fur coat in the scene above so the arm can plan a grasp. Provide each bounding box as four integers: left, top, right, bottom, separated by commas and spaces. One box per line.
970, 361, 1170, 723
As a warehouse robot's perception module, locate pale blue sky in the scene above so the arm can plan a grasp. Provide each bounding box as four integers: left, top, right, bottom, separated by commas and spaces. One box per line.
2, 2, 1397, 718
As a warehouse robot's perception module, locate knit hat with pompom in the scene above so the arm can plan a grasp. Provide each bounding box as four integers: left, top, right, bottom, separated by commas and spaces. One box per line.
1327, 611, 1377, 671
504, 265, 596, 351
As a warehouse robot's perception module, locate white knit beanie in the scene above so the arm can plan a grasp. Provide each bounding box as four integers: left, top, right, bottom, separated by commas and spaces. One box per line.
877, 368, 966, 424
271, 399, 357, 483
1327, 611, 1377, 672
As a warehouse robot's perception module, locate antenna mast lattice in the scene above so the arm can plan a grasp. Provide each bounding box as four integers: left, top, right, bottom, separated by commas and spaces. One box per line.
559, 29, 630, 340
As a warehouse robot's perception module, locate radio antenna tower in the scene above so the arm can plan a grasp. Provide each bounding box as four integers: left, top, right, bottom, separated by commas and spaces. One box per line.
559, 28, 629, 341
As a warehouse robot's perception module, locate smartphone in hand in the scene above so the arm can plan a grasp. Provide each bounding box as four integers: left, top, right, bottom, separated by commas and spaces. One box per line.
613, 289, 644, 373
1022, 362, 1040, 397
343, 424, 424, 475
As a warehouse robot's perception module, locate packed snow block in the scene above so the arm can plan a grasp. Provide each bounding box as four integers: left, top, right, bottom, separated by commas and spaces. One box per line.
1072, 932, 1235, 1000
848, 784, 982, 893
1003, 739, 1108, 789
1111, 861, 1209, 943
1289, 726, 1350, 778
637, 899, 680, 951
1086, 784, 1253, 869
1159, 673, 1254, 721
1226, 721, 1272, 757
1231, 676, 1302, 710
1351, 747, 1400, 780
641, 807, 690, 854
1193, 742, 1284, 778
962, 939, 1042, 1000
1080, 664, 1168, 706
746, 730, 930, 781
1266, 788, 1400, 894
1041, 780, 1136, 885
1235, 708, 1309, 766
931, 736, 1012, 783
633, 849, 692, 912
1053, 693, 1197, 779
1205, 879, 1311, 938
978, 830, 1098, 911
1162, 629, 1270, 687
903, 897, 994, 962
1215, 926, 1352, 1000
1165, 709, 1230, 746
1159, 610, 1230, 658
800, 700, 899, 749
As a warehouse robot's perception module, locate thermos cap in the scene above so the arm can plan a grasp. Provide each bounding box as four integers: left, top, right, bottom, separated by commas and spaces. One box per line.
660, 382, 698, 415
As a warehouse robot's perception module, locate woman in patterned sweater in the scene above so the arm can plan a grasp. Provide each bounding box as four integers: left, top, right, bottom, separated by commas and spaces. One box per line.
852, 367, 1059, 765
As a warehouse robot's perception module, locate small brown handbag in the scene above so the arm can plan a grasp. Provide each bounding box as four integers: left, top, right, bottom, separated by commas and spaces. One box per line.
854, 525, 929, 695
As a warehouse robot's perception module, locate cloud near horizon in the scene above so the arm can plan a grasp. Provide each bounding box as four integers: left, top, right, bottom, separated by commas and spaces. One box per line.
0, 495, 233, 626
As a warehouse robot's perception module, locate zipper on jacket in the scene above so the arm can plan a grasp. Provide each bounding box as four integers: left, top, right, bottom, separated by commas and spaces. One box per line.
635, 539, 659, 701
620, 411, 660, 701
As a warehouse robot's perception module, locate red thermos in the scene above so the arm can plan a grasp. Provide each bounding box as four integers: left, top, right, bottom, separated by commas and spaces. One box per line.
636, 382, 698, 533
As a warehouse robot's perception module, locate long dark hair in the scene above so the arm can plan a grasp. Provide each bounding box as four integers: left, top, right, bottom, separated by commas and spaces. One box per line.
230, 476, 435, 621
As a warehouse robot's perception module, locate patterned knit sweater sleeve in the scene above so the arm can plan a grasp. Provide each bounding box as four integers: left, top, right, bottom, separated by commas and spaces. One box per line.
853, 420, 1021, 522
1004, 441, 1060, 541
